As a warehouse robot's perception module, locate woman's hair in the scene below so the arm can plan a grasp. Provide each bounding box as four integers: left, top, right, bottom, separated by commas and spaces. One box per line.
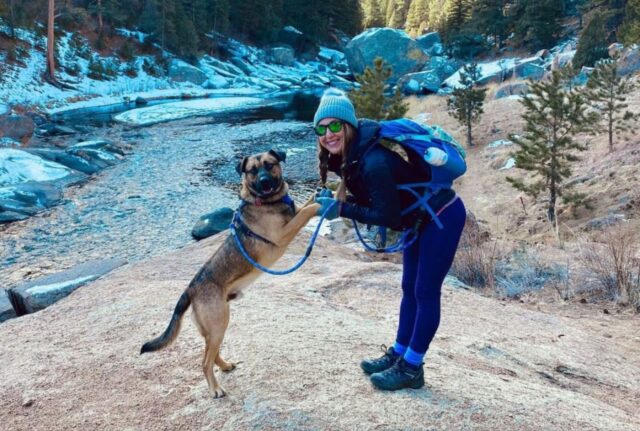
317, 122, 356, 202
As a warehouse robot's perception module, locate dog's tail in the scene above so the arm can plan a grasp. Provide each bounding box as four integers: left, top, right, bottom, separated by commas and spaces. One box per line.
140, 289, 191, 354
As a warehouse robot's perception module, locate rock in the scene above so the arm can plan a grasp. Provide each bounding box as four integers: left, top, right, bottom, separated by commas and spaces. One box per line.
229, 57, 257, 76
608, 43, 624, 58
0, 137, 20, 147
398, 70, 442, 94
168, 59, 208, 85
318, 47, 346, 65
36, 124, 77, 137
585, 214, 626, 231
552, 51, 575, 71
0, 104, 9, 116
0, 290, 16, 322
617, 46, 640, 76
278, 26, 306, 54
135, 97, 148, 106
427, 56, 461, 80
514, 57, 546, 80
0, 115, 35, 144
192, 207, 234, 240
494, 82, 530, 99
8, 258, 127, 315
344, 28, 428, 82
416, 32, 441, 52
429, 42, 445, 56
572, 67, 593, 86
26, 148, 102, 175
535, 49, 551, 60
0, 210, 29, 223
487, 139, 514, 148
0, 181, 65, 218
202, 75, 229, 89
267, 46, 296, 67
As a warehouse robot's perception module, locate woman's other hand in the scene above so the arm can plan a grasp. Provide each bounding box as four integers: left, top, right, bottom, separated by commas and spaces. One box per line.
314, 187, 334, 202
316, 197, 340, 220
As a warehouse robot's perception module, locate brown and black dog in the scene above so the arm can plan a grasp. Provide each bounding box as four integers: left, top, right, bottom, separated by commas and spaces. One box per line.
141, 149, 320, 398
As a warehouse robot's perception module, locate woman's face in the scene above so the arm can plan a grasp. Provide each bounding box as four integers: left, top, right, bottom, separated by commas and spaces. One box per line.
317, 117, 345, 156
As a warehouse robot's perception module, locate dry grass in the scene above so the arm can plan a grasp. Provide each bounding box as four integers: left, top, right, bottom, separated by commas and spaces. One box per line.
577, 225, 640, 311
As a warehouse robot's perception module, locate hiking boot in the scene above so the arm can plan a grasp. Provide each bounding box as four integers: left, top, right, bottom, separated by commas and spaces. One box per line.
360, 345, 401, 375
370, 358, 425, 391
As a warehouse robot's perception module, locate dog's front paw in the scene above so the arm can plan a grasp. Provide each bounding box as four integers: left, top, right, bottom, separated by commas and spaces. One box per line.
212, 386, 227, 399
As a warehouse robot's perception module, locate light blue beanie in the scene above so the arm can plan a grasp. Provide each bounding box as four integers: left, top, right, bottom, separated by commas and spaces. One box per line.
313, 88, 358, 128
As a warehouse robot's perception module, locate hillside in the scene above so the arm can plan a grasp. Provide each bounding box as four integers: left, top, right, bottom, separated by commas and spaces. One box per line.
1, 231, 639, 430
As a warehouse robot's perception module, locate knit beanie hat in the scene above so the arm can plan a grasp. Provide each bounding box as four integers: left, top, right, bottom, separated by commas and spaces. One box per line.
313, 88, 358, 128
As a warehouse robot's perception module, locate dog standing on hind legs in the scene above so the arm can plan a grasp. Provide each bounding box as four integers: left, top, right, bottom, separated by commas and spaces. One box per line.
140, 149, 320, 398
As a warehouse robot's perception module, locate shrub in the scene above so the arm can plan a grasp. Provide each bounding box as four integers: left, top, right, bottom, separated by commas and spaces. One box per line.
495, 248, 569, 298
578, 225, 640, 311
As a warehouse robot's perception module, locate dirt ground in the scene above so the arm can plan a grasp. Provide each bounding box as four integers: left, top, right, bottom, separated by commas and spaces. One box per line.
1, 231, 639, 430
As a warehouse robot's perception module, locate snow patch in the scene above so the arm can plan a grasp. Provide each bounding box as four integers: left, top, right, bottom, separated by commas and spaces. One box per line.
0, 149, 72, 186
26, 275, 95, 296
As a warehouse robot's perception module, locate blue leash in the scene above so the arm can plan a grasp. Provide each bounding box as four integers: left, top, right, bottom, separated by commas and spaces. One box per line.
352, 220, 419, 253
229, 201, 337, 275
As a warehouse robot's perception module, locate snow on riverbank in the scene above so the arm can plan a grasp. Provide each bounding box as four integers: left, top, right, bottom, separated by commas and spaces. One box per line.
113, 97, 287, 126
0, 149, 72, 187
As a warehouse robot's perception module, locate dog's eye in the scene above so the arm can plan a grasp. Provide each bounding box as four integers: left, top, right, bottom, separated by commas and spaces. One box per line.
264, 163, 273, 170
249, 167, 258, 175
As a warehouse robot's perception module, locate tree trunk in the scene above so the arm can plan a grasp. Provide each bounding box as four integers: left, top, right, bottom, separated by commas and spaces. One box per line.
608, 111, 614, 152
548, 180, 557, 223
47, 0, 56, 80
97, 0, 103, 33
466, 114, 473, 147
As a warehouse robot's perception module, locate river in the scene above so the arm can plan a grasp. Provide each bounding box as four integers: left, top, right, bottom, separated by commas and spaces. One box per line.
1, 93, 321, 286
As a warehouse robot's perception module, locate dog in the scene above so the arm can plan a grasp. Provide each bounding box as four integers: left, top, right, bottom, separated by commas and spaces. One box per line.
140, 149, 320, 398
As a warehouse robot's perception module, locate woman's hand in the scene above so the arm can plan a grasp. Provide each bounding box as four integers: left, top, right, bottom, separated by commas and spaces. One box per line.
314, 188, 334, 202
316, 197, 340, 220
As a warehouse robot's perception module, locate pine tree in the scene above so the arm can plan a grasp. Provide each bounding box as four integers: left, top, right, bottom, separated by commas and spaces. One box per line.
387, 0, 411, 28
574, 10, 608, 68
446, 0, 472, 31
349, 57, 408, 120
620, 0, 640, 44
362, 0, 385, 28
208, 0, 230, 33
447, 62, 487, 147
506, 71, 593, 224
469, 0, 510, 49
586, 58, 638, 151
513, 0, 566, 49
405, 0, 430, 36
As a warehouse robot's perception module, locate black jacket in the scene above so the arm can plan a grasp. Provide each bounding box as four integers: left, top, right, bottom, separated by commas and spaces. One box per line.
329, 119, 432, 231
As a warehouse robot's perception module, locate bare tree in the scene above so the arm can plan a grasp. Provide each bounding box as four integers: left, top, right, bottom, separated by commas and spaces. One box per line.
47, 0, 56, 80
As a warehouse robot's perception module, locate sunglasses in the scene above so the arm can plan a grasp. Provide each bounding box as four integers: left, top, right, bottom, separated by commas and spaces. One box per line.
314, 120, 344, 136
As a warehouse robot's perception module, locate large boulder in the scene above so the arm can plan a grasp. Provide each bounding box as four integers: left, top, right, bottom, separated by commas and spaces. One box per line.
0, 289, 16, 323
168, 59, 208, 85
514, 56, 546, 80
617, 46, 640, 76
416, 32, 441, 52
428, 56, 461, 80
552, 51, 575, 71
8, 258, 127, 315
278, 26, 305, 53
267, 45, 296, 67
398, 70, 443, 94
192, 207, 234, 240
494, 82, 530, 99
0, 115, 35, 144
345, 28, 428, 82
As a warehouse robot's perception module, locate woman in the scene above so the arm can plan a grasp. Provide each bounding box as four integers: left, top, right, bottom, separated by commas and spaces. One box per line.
313, 88, 467, 391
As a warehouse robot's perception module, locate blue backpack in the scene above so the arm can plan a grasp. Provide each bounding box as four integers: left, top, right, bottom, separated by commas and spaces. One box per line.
353, 118, 467, 252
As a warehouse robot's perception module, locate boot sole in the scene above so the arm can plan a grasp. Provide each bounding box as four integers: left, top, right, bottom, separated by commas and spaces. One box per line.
370, 375, 425, 391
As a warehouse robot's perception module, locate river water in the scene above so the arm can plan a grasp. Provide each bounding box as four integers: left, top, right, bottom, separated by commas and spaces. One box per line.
1, 93, 322, 286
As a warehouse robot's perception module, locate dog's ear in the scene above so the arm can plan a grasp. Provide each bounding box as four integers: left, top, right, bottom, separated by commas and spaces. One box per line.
269, 149, 286, 163
236, 157, 248, 175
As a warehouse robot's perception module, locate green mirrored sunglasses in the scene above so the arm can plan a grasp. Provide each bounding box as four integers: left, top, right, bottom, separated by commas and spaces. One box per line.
314, 120, 344, 136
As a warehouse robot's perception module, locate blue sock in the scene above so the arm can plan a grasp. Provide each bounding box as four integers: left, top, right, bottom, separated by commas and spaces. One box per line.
403, 347, 425, 367
392, 342, 408, 356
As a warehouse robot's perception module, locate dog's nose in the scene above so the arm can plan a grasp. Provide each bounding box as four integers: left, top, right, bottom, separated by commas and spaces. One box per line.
259, 178, 271, 189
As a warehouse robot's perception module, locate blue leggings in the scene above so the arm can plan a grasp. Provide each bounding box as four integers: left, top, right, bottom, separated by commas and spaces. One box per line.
395, 197, 466, 355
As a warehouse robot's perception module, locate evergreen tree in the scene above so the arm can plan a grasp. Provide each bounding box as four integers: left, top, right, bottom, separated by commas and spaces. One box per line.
506, 71, 593, 223
620, 0, 640, 44
331, 0, 363, 35
387, 0, 411, 28
469, 0, 510, 49
208, 0, 230, 33
586, 58, 638, 151
446, 0, 472, 32
447, 62, 487, 147
362, 0, 385, 28
349, 57, 408, 120
585, 0, 626, 38
574, 10, 608, 68
513, 0, 566, 49
405, 0, 430, 36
